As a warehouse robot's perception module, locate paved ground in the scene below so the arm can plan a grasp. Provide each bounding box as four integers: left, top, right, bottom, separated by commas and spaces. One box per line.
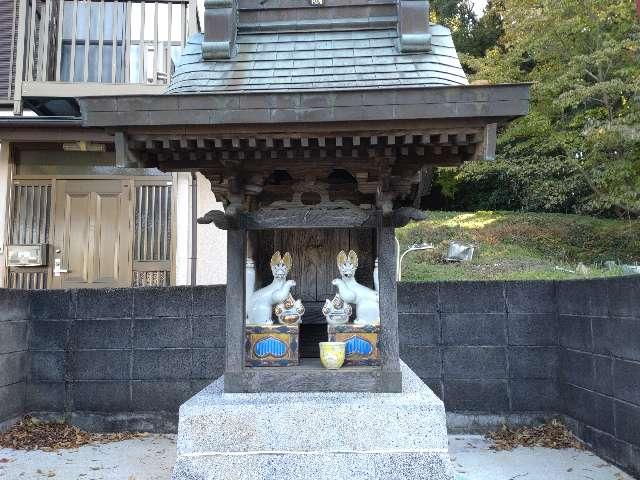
449, 436, 634, 480
0, 435, 634, 480
0, 435, 175, 479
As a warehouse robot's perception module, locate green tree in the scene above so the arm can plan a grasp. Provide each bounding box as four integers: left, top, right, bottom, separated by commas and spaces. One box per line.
431, 0, 504, 58
467, 0, 640, 217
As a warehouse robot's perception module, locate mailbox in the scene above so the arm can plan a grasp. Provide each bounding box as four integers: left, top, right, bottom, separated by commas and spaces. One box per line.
6, 244, 48, 267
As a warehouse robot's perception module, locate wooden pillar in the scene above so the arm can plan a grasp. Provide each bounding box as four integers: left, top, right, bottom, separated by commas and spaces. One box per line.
224, 223, 246, 391
377, 218, 402, 392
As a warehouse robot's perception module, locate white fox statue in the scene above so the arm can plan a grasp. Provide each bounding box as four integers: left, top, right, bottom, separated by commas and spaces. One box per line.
246, 252, 296, 325
331, 250, 380, 325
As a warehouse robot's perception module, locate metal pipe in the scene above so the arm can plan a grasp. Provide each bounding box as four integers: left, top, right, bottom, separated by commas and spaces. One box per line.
396, 239, 434, 281
190, 171, 197, 285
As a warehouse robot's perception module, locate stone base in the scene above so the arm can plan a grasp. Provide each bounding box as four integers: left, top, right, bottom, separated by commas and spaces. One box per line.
172, 361, 455, 480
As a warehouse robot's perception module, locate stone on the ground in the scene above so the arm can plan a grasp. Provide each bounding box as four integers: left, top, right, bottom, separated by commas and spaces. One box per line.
172, 361, 455, 480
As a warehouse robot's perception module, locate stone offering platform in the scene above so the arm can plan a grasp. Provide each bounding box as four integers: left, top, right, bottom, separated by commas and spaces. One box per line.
171, 361, 455, 480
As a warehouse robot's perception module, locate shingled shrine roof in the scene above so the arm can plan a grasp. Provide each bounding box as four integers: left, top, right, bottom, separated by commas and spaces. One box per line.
72, 0, 529, 179
166, 25, 468, 94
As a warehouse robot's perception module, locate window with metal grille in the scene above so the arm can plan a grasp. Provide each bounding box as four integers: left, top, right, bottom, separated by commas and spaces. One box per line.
7, 182, 52, 289
132, 180, 172, 286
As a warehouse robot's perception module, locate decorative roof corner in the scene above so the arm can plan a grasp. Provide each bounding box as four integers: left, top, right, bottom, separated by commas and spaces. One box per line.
398, 0, 432, 53
202, 0, 237, 60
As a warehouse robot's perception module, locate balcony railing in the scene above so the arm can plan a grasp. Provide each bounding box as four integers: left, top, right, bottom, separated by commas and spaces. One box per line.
12, 0, 198, 113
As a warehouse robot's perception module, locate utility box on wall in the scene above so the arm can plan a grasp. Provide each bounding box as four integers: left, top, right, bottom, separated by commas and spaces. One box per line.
6, 244, 48, 267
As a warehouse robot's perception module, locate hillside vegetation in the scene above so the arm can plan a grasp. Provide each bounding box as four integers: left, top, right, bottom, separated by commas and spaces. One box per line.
428, 0, 640, 218
396, 211, 640, 281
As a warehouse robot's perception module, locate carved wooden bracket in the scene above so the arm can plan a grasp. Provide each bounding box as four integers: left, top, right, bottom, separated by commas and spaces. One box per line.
198, 209, 238, 229
391, 207, 427, 228
202, 0, 237, 60
398, 0, 432, 53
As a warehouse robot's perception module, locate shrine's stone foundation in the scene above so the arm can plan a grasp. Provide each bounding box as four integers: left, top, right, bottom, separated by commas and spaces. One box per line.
171, 361, 455, 480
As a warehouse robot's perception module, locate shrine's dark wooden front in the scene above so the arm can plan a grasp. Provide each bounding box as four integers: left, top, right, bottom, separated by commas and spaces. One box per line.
252, 228, 376, 358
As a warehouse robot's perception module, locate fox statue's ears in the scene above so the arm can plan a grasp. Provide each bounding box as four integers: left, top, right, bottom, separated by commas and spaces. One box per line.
348, 250, 358, 268
270, 251, 282, 268
336, 250, 358, 268
283, 252, 292, 270
270, 251, 292, 270
337, 250, 347, 268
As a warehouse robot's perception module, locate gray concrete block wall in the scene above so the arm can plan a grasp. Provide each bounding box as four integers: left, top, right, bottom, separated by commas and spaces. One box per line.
398, 281, 560, 415
558, 277, 640, 478
0, 289, 29, 428
0, 277, 639, 477
26, 286, 226, 432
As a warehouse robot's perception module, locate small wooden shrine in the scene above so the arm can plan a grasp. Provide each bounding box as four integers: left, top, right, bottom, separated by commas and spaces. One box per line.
78, 0, 528, 393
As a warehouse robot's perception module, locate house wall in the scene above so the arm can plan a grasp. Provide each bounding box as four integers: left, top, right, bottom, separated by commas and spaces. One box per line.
196, 174, 227, 285
0, 164, 225, 289
0, 277, 638, 476
173, 173, 191, 286
173, 172, 227, 286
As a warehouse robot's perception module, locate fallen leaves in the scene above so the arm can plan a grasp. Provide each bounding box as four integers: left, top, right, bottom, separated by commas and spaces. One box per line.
0, 417, 148, 451
486, 419, 585, 451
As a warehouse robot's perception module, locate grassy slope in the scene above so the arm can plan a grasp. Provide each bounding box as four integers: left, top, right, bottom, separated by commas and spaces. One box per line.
396, 211, 640, 281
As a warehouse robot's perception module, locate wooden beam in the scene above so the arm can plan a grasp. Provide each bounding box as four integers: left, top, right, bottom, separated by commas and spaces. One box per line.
0, 127, 113, 142
247, 207, 377, 229
200, 207, 379, 230
225, 364, 392, 393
